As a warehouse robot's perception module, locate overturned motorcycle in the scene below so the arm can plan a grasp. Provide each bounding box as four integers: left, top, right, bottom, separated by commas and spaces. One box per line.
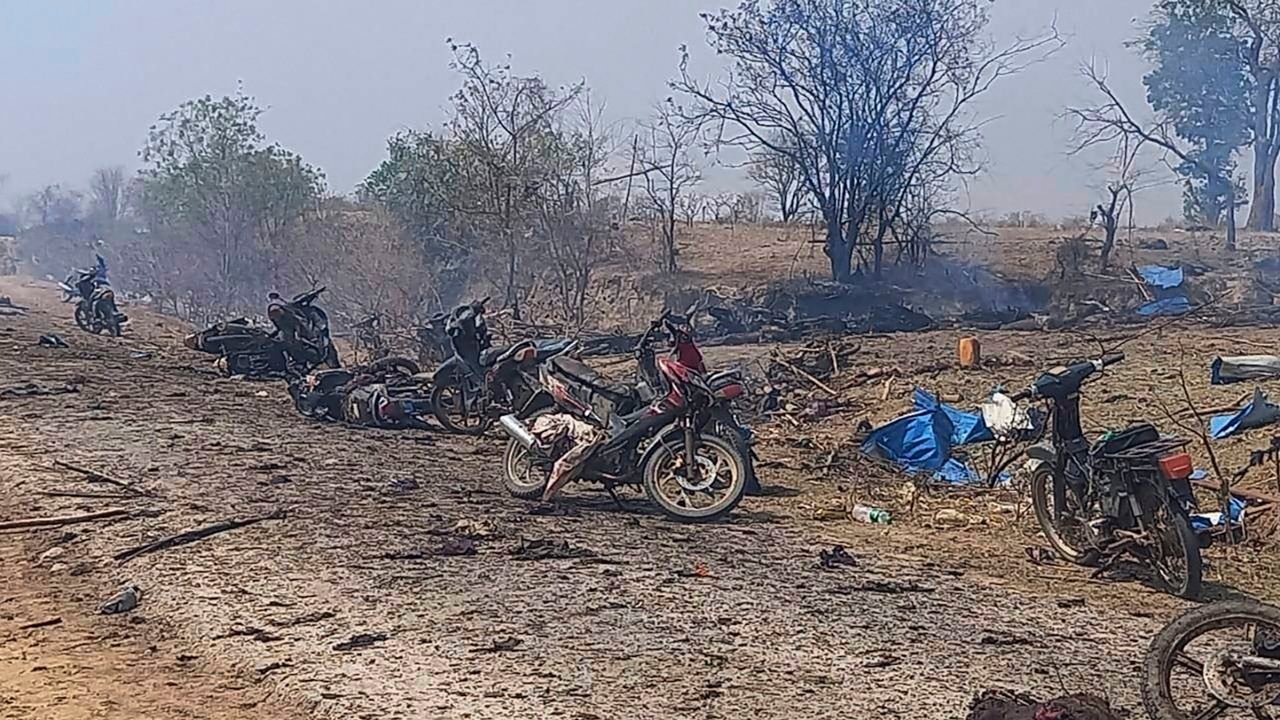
287, 356, 433, 428
497, 315, 750, 522
183, 287, 341, 379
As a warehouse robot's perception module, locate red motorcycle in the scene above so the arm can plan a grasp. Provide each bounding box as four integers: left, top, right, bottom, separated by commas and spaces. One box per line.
497, 313, 749, 522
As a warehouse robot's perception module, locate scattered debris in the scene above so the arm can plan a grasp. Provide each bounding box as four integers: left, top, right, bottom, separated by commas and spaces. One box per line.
99, 583, 142, 615
385, 476, 419, 494
0, 508, 128, 532
840, 579, 936, 594
1210, 387, 1280, 439
472, 636, 523, 653
18, 616, 62, 630
0, 382, 79, 399
511, 537, 595, 561
271, 610, 336, 628
819, 545, 858, 570
966, 689, 1121, 720
1212, 355, 1280, 385
113, 509, 286, 564
0, 295, 28, 311
216, 625, 283, 643
426, 517, 498, 539
37, 334, 68, 348
860, 653, 902, 669
52, 459, 151, 497
1024, 547, 1057, 566
931, 508, 987, 529
332, 632, 388, 652
676, 562, 712, 578
383, 536, 477, 559
255, 660, 292, 676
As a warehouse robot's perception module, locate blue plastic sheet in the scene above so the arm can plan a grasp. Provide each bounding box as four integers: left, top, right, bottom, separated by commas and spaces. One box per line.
1137, 296, 1191, 317
860, 389, 993, 485
1190, 496, 1246, 533
1137, 264, 1184, 289
1210, 387, 1280, 439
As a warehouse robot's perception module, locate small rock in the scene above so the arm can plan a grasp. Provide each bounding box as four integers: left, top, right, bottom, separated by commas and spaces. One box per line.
39, 546, 65, 563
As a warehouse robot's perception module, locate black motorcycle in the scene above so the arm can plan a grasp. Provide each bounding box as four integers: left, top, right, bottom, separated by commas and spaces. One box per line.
184, 319, 292, 378
288, 355, 428, 426
1012, 352, 1204, 598
429, 297, 572, 435
72, 269, 127, 336
267, 287, 340, 371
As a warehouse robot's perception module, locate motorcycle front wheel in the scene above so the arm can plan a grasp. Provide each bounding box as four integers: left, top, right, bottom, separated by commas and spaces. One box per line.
1142, 600, 1280, 720
642, 434, 746, 522
1030, 464, 1099, 566
430, 380, 491, 435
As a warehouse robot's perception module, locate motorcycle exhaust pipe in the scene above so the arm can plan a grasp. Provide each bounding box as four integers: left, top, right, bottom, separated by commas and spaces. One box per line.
499, 413, 538, 450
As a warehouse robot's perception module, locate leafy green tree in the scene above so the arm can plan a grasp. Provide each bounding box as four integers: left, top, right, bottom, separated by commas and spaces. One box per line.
137, 91, 323, 311
1140, 0, 1253, 226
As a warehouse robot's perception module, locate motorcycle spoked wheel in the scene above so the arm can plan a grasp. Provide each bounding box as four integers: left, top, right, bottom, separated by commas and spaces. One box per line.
1030, 465, 1100, 566
73, 304, 93, 333
1142, 496, 1203, 600
430, 380, 492, 435
642, 434, 746, 522
1142, 600, 1280, 720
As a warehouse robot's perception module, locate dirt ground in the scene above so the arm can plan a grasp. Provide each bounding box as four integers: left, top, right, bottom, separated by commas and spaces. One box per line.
4, 272, 1279, 719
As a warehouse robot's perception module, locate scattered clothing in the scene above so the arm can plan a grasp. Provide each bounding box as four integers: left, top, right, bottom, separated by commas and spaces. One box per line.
1190, 496, 1247, 533
37, 334, 68, 348
529, 413, 604, 501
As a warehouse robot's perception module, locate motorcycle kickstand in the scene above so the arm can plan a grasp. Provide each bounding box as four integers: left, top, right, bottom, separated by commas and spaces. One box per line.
605, 485, 626, 512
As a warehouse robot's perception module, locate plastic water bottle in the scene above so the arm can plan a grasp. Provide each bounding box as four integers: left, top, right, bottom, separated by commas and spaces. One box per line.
850, 504, 892, 524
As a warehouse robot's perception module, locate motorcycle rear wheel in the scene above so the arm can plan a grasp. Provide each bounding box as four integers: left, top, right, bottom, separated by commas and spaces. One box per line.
642, 434, 745, 522
1030, 465, 1099, 566
1146, 497, 1203, 600
1142, 600, 1280, 720
502, 438, 550, 500
73, 305, 92, 332
430, 381, 491, 435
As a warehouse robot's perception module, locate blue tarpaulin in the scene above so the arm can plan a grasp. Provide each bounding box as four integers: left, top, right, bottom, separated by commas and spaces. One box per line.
1190, 496, 1247, 533
860, 390, 994, 485
1137, 264, 1184, 289
1209, 387, 1280, 439
1137, 296, 1192, 316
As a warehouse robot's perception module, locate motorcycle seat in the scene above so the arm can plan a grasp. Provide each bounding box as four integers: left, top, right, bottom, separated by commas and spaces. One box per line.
548, 356, 634, 400
480, 339, 574, 367
1091, 422, 1160, 456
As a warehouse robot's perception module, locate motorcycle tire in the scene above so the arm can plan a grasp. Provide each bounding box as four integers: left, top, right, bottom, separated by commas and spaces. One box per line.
1030, 464, 1099, 566
501, 409, 555, 500
1141, 599, 1280, 720
1147, 497, 1203, 600
641, 434, 746, 523
430, 381, 491, 436
107, 316, 122, 337
323, 344, 341, 369
369, 356, 420, 377
73, 305, 92, 332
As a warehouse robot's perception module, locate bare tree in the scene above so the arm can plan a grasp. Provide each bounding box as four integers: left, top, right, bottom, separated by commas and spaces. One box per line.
673, 0, 1060, 280
748, 141, 805, 222
637, 100, 701, 273
89, 166, 127, 222
1067, 62, 1241, 250
675, 192, 704, 227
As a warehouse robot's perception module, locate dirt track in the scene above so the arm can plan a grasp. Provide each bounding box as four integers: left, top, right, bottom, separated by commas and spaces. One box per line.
0, 276, 1196, 718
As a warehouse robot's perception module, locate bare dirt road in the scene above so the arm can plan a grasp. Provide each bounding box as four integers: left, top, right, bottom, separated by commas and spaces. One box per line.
0, 275, 1187, 719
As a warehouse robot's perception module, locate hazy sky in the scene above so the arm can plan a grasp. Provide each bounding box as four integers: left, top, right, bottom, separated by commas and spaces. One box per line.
0, 0, 1180, 222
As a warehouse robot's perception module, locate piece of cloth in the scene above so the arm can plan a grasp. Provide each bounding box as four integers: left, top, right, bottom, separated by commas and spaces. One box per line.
530, 413, 605, 501
1210, 387, 1280, 439
1211, 355, 1280, 385
980, 392, 1033, 440
1136, 264, 1183, 290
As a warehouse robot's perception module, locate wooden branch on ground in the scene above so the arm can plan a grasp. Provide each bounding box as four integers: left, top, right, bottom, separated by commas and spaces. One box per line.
774, 356, 839, 398
36, 490, 134, 500
0, 508, 127, 531
53, 460, 152, 497
1191, 478, 1280, 506
114, 509, 286, 564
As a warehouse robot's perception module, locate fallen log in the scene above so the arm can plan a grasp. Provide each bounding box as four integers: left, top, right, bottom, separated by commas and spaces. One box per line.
0, 508, 127, 531
114, 509, 286, 564
36, 490, 134, 500
53, 459, 151, 497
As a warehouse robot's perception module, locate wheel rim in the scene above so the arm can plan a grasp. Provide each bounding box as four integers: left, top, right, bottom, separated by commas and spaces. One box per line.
438, 383, 487, 431
650, 441, 740, 514
505, 441, 547, 494
1150, 503, 1190, 593
1160, 614, 1280, 718
1034, 470, 1095, 557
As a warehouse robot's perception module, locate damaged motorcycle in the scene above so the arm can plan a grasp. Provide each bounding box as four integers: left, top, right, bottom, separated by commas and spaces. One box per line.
71, 267, 127, 336
288, 355, 432, 428
1013, 352, 1204, 599
184, 319, 292, 378
267, 286, 340, 370
429, 296, 572, 434
1141, 598, 1280, 719
498, 313, 749, 522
